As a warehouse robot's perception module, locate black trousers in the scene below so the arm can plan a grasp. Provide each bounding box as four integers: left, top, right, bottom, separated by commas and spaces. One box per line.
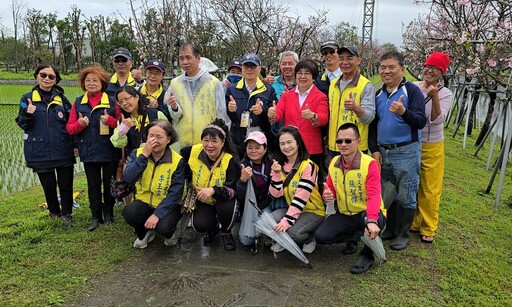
84, 162, 115, 219
37, 165, 74, 216
123, 200, 182, 240
315, 211, 386, 244
192, 198, 236, 233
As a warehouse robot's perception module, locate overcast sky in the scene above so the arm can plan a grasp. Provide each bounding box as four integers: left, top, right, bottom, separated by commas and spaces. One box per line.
0, 0, 431, 47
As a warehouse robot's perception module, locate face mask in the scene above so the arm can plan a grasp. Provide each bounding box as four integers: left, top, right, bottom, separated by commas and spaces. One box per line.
227, 74, 242, 84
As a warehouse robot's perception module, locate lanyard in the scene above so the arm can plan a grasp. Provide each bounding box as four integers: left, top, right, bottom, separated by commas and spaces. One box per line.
250, 161, 268, 182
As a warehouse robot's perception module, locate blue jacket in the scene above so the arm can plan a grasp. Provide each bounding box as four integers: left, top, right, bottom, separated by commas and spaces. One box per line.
225, 78, 277, 155
74, 94, 118, 163
16, 85, 74, 164
368, 78, 426, 152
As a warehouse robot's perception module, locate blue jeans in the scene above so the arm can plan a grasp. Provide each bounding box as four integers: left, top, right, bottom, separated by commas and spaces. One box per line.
379, 141, 421, 209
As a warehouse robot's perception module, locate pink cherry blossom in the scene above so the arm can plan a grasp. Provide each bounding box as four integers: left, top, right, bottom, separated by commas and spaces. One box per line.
487, 59, 496, 67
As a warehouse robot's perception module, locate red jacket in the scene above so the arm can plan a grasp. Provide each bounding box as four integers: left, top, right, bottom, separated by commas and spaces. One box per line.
274, 84, 328, 154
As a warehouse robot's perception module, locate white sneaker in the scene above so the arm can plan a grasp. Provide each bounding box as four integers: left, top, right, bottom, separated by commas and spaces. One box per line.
133, 231, 155, 249
302, 240, 316, 254
164, 233, 178, 246
271, 242, 285, 253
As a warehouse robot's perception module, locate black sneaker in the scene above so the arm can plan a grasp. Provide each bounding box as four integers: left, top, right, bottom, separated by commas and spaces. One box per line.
222, 232, 236, 251
60, 214, 74, 227
342, 241, 358, 255
203, 227, 220, 243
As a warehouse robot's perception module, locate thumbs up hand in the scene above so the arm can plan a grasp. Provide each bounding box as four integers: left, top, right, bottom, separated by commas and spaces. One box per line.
131, 66, 143, 82
268, 100, 277, 122
389, 95, 405, 115
167, 92, 179, 111
100, 109, 109, 124
227, 95, 237, 113
323, 182, 334, 202
26, 98, 36, 114
78, 112, 89, 127
249, 98, 263, 115
121, 114, 134, 128
344, 92, 357, 111
240, 164, 253, 183
301, 103, 315, 120
426, 83, 439, 99
265, 69, 275, 84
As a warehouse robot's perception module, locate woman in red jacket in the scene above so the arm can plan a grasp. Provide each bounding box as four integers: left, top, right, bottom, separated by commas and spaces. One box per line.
267, 59, 328, 175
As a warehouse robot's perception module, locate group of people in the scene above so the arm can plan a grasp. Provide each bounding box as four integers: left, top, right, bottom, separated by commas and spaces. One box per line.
16, 39, 452, 274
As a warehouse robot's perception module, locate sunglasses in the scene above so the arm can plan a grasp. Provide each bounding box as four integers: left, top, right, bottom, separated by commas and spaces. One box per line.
335, 138, 357, 144
321, 49, 336, 56
39, 73, 56, 80
114, 58, 129, 63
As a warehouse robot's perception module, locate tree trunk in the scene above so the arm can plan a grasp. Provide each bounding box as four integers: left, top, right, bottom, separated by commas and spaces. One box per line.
475, 88, 497, 146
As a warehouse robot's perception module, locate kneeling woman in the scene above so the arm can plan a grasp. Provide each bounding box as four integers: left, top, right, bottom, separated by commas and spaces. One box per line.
122, 120, 185, 248
269, 126, 325, 254
181, 119, 240, 251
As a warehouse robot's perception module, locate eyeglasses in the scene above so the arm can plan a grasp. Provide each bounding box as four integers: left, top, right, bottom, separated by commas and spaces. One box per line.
423, 65, 441, 73
335, 138, 357, 144
114, 58, 129, 63
117, 96, 134, 104
39, 73, 56, 80
296, 71, 312, 77
321, 49, 336, 56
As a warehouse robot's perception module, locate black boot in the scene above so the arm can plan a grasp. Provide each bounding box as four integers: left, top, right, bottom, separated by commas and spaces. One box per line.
381, 202, 398, 240
350, 245, 374, 274
103, 204, 114, 224
390, 207, 416, 251
88, 218, 101, 231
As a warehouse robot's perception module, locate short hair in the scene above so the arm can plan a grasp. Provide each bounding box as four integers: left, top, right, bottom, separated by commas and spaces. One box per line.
146, 119, 178, 145
294, 59, 319, 80
179, 42, 201, 57
279, 51, 299, 65
274, 126, 309, 165
34, 63, 62, 84
380, 51, 405, 67
337, 123, 360, 139
116, 85, 150, 118
77, 64, 110, 92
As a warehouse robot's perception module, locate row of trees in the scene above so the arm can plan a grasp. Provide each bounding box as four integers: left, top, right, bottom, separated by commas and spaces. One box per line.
1, 0, 397, 75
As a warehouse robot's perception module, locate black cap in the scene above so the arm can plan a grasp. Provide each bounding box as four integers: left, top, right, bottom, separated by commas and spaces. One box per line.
241, 53, 261, 66
145, 60, 166, 72
112, 47, 132, 60
320, 40, 340, 51
338, 46, 359, 56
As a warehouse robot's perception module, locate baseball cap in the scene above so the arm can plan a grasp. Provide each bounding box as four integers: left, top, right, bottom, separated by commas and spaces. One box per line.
320, 40, 340, 51
338, 46, 359, 56
241, 53, 261, 66
145, 60, 166, 72
228, 59, 242, 69
112, 47, 132, 60
245, 131, 267, 145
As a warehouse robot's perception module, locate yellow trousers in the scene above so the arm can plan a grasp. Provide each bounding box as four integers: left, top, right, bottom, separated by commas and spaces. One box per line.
412, 141, 444, 237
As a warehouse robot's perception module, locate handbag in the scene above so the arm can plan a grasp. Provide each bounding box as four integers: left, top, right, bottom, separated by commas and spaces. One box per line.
181, 152, 225, 214
110, 178, 134, 199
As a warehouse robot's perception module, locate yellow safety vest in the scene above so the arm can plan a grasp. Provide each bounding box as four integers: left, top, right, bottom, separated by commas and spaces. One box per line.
188, 144, 233, 205
171, 76, 219, 149
328, 75, 370, 151
281, 160, 325, 217
329, 154, 386, 216
135, 147, 182, 207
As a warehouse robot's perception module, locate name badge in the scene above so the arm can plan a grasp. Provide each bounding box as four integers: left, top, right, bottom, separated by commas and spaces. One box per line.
240, 111, 250, 128
99, 121, 109, 135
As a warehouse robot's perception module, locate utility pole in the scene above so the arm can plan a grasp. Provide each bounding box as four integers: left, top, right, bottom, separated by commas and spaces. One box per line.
361, 0, 375, 76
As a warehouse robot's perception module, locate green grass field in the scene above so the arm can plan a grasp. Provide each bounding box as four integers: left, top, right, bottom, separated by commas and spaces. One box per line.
0, 126, 511, 306
0, 84, 84, 105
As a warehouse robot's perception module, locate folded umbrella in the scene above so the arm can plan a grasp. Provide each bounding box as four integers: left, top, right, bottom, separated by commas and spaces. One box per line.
254, 211, 312, 268
360, 234, 386, 261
